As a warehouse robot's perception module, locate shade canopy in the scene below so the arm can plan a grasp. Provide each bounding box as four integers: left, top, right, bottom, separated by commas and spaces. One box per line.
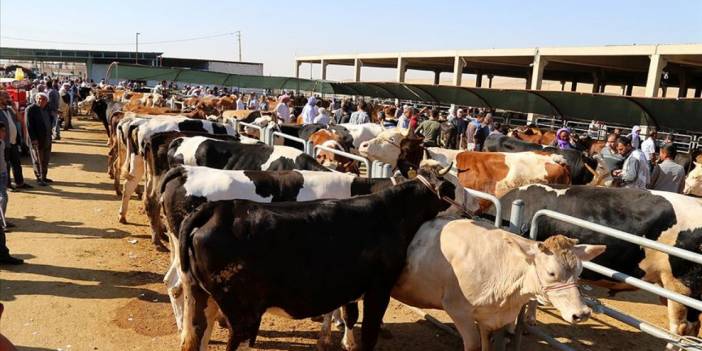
107, 62, 702, 132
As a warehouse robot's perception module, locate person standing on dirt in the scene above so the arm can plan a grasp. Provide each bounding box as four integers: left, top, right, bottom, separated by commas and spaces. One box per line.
0, 122, 22, 266
0, 91, 29, 191
47, 81, 61, 141
26, 93, 53, 186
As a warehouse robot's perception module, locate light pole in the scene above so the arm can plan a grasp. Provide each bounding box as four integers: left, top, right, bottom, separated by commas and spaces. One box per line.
135, 32, 140, 64
235, 31, 242, 62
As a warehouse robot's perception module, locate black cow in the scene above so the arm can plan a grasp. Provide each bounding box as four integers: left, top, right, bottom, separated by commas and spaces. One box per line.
177, 167, 455, 351
167, 136, 329, 172
485, 134, 597, 185
159, 165, 403, 333
497, 184, 702, 336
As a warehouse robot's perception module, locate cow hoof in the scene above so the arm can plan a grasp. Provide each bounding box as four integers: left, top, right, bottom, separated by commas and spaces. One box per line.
217, 315, 228, 328
118, 216, 127, 224
153, 242, 169, 252
136, 193, 143, 200
315, 336, 333, 351
310, 315, 325, 323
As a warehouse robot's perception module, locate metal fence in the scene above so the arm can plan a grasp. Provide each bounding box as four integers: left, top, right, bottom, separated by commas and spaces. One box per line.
514, 209, 702, 351
314, 144, 373, 177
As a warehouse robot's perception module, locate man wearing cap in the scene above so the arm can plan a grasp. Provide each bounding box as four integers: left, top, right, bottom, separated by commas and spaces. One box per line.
47, 81, 61, 141
26, 93, 53, 186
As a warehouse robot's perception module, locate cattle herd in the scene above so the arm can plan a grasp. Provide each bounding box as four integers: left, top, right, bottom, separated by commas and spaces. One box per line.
90, 87, 702, 351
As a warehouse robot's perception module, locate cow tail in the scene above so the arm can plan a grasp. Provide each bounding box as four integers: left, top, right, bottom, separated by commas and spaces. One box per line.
159, 166, 187, 201
179, 202, 216, 273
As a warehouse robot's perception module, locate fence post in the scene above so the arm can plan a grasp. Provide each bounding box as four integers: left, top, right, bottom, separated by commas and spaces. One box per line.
305, 141, 314, 156
382, 163, 393, 178
509, 199, 524, 234
231, 119, 239, 135
264, 127, 275, 146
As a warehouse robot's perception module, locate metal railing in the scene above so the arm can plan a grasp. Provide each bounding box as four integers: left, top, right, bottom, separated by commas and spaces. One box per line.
464, 187, 501, 227
314, 144, 373, 178
268, 129, 314, 155
521, 209, 702, 350
371, 160, 393, 178
238, 121, 267, 142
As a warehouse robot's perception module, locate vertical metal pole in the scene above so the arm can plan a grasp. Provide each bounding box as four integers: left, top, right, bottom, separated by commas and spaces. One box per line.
135, 32, 140, 64
382, 163, 392, 178
235, 31, 242, 62
509, 199, 525, 234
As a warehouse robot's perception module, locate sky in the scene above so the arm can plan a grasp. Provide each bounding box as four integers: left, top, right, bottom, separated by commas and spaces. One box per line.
1, 0, 701, 81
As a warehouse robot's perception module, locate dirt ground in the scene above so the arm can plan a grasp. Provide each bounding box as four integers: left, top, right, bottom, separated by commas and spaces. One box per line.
0, 120, 674, 350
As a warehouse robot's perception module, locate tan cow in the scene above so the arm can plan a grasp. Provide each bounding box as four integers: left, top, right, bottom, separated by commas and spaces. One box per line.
390, 218, 606, 351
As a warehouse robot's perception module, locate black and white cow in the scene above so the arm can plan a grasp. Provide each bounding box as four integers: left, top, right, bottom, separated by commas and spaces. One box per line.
139, 131, 239, 248
497, 184, 702, 336
159, 165, 401, 332
485, 134, 597, 185
117, 117, 238, 242
177, 166, 455, 351
167, 135, 329, 172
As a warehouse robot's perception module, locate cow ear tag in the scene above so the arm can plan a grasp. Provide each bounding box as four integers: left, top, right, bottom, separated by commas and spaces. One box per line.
408, 168, 417, 179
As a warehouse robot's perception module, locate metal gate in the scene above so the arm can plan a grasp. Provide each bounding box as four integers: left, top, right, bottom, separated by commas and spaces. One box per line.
511, 209, 702, 351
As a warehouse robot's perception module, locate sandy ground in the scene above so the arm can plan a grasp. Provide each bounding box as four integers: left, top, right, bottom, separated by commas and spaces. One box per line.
0, 119, 676, 350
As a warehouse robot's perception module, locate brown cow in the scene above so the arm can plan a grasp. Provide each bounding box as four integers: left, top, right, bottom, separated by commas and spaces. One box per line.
307, 128, 360, 174
511, 126, 557, 145
452, 151, 571, 212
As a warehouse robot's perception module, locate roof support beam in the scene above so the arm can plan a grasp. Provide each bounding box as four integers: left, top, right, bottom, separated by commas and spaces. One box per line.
453, 56, 465, 86
353, 58, 363, 82
294, 60, 301, 78
644, 53, 667, 97
433, 70, 441, 85
396, 57, 407, 83
529, 53, 548, 90
320, 59, 328, 80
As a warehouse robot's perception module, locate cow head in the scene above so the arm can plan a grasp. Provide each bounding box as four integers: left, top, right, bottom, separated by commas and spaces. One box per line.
308, 129, 360, 174
684, 162, 702, 197
243, 116, 275, 139
358, 129, 407, 167
508, 235, 606, 324
414, 162, 456, 204
396, 130, 426, 178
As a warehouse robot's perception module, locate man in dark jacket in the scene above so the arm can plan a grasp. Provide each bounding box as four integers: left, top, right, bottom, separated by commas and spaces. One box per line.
0, 91, 29, 190
47, 81, 60, 140
26, 93, 53, 186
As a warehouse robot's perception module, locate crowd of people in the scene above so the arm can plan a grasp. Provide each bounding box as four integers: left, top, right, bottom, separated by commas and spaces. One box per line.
0, 75, 76, 265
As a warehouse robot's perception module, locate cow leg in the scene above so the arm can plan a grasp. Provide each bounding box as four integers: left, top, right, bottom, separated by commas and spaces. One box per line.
180, 278, 217, 351
144, 184, 166, 250
360, 288, 391, 351
165, 260, 184, 330
316, 313, 334, 351
216, 299, 262, 351
661, 274, 697, 336
340, 303, 359, 351
479, 326, 492, 351
443, 294, 480, 351
118, 158, 144, 224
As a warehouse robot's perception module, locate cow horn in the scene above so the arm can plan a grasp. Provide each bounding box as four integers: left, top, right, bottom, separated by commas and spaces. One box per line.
438, 162, 453, 176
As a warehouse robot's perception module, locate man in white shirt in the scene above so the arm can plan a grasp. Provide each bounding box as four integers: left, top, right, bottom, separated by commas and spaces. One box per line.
640, 128, 658, 165
613, 136, 649, 189
275, 95, 291, 123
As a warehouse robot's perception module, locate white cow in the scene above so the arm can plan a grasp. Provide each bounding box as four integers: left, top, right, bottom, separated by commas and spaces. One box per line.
389, 218, 605, 351
337, 123, 385, 150
684, 162, 702, 196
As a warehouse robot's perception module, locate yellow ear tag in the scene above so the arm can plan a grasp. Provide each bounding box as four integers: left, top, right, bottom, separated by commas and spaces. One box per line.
408, 168, 417, 179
